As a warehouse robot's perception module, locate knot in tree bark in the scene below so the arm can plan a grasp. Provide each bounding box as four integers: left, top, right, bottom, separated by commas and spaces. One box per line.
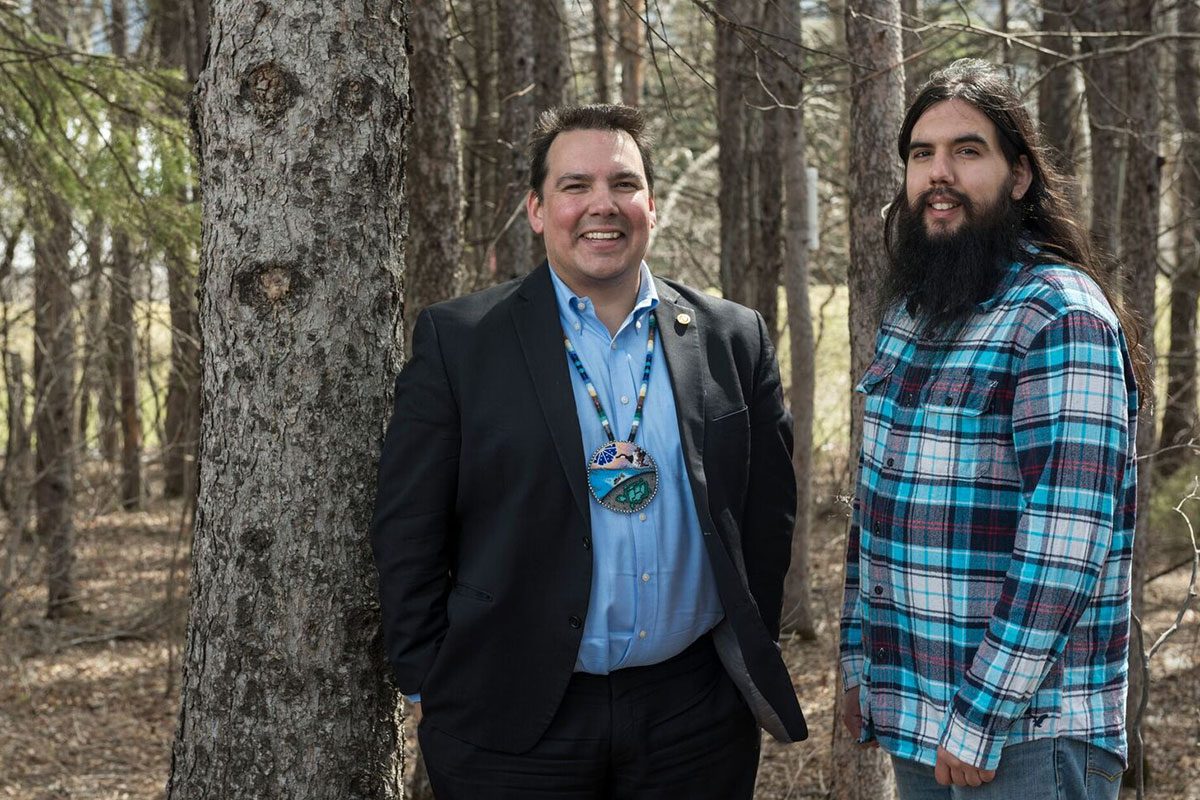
241, 62, 300, 124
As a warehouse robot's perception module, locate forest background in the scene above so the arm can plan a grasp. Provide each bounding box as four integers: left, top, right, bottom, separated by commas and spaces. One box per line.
0, 0, 1197, 798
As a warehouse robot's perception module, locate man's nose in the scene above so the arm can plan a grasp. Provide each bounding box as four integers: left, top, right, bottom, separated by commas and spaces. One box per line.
587, 187, 620, 214
928, 151, 953, 185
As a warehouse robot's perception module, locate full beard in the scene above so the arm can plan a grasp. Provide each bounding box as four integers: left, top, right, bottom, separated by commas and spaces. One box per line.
883, 185, 1024, 330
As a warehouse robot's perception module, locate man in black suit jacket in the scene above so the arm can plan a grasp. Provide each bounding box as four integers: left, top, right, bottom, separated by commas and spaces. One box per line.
372, 104, 806, 799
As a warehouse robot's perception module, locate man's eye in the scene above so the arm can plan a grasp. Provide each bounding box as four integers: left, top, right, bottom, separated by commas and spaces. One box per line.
910, 151, 930, 160
564, 184, 586, 191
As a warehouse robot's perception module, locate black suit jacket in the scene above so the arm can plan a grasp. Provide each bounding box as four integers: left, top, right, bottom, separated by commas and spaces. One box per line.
371, 264, 807, 753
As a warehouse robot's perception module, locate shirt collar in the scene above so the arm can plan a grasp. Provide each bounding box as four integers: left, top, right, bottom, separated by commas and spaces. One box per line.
548, 261, 659, 326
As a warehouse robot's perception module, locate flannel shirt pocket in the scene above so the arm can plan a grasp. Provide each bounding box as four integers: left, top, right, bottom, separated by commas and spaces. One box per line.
919, 370, 1002, 479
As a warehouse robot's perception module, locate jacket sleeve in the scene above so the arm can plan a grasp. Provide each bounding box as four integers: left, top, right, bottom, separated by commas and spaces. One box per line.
740, 310, 798, 640
370, 309, 460, 696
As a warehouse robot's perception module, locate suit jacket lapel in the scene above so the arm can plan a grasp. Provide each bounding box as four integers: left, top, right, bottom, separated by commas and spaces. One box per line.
653, 278, 708, 479
511, 263, 591, 526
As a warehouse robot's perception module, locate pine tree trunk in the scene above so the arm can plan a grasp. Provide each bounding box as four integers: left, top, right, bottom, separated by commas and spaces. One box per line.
593, 0, 614, 103
109, 0, 143, 510
779, 0, 816, 640
1121, 0, 1161, 788
1157, 0, 1200, 476
1037, 0, 1079, 176
78, 213, 106, 445
166, 0, 408, 795
159, 0, 205, 501
619, 0, 646, 106
469, 0, 499, 287
837, 0, 905, 796
1078, 0, 1127, 259
534, 0, 569, 113
900, 0, 921, 100
407, 0, 464, 356
32, 0, 78, 620
494, 0, 537, 280
716, 0, 750, 306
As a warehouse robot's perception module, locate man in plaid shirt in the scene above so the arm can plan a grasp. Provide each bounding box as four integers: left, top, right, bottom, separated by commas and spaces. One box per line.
840, 60, 1146, 799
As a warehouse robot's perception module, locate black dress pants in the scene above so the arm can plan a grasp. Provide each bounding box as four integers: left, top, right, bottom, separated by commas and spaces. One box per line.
417, 635, 762, 799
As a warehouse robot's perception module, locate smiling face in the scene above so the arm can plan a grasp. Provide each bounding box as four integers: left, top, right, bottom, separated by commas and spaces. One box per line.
904, 99, 1031, 236
526, 128, 656, 298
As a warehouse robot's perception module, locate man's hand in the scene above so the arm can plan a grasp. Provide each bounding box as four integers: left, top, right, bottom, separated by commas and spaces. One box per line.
935, 746, 996, 787
840, 687, 878, 747
410, 701, 423, 726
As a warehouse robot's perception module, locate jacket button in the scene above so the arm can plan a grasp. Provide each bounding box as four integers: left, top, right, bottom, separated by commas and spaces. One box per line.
582, 536, 591, 550
568, 615, 582, 629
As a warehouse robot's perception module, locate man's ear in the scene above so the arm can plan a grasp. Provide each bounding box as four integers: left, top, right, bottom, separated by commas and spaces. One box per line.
526, 190, 544, 235
1010, 154, 1033, 201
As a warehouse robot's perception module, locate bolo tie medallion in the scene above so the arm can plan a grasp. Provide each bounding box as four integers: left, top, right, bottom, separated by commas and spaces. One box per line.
587, 441, 659, 513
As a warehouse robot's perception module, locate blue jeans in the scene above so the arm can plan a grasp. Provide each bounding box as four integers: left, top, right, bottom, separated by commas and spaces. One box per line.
891, 737, 1124, 800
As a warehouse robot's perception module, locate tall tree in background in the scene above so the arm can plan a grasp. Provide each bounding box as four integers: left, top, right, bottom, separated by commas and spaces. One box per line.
900, 0, 921, 100
535, 0, 569, 113
716, 1, 786, 337
1158, 0, 1200, 476
835, 0, 904, 797
778, 0, 817, 640
593, 0, 614, 102
157, 0, 206, 500
1120, 0, 1161, 785
1037, 0, 1079, 177
493, 0, 537, 279
31, 0, 78, 619
619, 0, 646, 106
468, 0, 500, 287
407, 0, 464, 354
108, 0, 143, 510
166, 0, 407, 793
1077, 0, 1127, 257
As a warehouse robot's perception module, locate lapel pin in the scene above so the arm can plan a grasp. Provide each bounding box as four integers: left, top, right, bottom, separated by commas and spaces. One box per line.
676, 313, 691, 326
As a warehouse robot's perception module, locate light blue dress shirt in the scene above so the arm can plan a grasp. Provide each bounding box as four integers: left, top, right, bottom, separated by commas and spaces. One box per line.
549, 263, 724, 674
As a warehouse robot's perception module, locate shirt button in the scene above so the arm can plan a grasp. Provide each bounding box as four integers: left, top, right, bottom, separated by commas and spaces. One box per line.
945, 395, 954, 405
573, 322, 581, 331
621, 395, 629, 404
638, 630, 647, 639
886, 457, 895, 467
642, 573, 650, 582
873, 585, 884, 596
582, 536, 591, 550
576, 301, 586, 311
636, 320, 642, 329
639, 512, 647, 522
569, 615, 583, 629
877, 647, 886, 659
611, 343, 617, 350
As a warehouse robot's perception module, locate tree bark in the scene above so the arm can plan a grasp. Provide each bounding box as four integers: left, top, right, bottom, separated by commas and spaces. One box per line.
109, 0, 143, 510
493, 0, 537, 280
1120, 0, 1161, 788
1037, 0, 1080, 177
619, 0, 646, 106
166, 0, 407, 795
1077, 0, 1127, 259
407, 0, 464, 356
1157, 0, 1200, 476
77, 212, 106, 446
716, 0, 749, 310
534, 0, 569, 113
836, 0, 905, 797
778, 0, 816, 640
900, 0, 921, 100
32, 0, 78, 620
593, 0, 614, 103
157, 0, 206, 500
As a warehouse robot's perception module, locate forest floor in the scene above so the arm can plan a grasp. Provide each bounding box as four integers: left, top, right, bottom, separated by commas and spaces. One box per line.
0, 468, 1198, 799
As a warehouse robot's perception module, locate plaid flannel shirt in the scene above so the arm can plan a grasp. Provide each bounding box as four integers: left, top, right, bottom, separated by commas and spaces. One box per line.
839, 257, 1138, 771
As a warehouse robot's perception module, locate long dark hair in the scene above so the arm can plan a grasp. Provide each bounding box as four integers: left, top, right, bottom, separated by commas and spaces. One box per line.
884, 59, 1151, 396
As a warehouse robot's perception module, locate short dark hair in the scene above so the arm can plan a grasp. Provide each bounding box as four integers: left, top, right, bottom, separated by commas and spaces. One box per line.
886, 58, 1150, 394
528, 104, 655, 199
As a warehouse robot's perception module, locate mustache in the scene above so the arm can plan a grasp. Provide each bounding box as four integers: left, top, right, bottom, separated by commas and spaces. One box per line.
914, 187, 973, 210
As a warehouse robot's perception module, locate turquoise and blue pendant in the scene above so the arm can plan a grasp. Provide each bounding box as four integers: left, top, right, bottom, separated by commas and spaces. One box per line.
587, 440, 659, 514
